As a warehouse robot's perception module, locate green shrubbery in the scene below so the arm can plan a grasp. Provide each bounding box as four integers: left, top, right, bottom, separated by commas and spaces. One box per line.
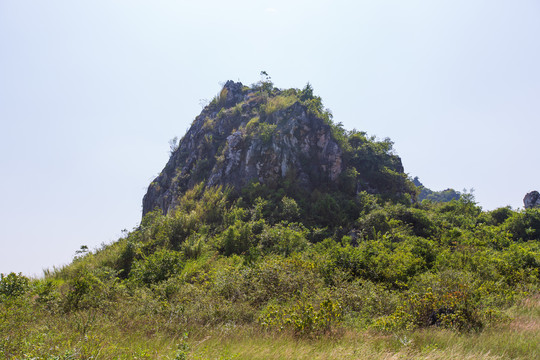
259, 298, 342, 336
129, 249, 184, 285
4, 184, 535, 351
1, 189, 538, 357
0, 272, 29, 299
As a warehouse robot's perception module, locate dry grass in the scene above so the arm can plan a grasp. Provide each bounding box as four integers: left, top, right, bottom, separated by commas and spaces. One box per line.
184, 295, 540, 359
186, 318, 539, 360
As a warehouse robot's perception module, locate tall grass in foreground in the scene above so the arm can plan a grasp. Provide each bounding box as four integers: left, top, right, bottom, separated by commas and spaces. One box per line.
187, 297, 538, 360
1, 292, 537, 359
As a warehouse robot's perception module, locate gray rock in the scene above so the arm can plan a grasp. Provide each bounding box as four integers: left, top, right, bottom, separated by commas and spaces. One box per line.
524, 191, 540, 209
142, 81, 408, 217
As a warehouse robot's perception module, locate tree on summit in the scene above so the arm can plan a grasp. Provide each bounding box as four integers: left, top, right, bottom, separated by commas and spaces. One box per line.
259, 70, 273, 93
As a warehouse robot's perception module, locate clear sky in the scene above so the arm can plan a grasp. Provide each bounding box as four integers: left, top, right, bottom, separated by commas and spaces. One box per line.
1, 0, 539, 276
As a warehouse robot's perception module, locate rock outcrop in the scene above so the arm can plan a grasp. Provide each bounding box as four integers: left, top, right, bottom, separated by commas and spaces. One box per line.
524, 191, 540, 209
142, 80, 410, 216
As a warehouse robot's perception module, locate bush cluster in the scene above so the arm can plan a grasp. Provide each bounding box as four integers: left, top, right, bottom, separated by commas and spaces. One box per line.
3, 182, 536, 344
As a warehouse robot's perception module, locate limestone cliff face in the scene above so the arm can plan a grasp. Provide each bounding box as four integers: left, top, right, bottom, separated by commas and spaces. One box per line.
142, 80, 409, 216
143, 81, 344, 216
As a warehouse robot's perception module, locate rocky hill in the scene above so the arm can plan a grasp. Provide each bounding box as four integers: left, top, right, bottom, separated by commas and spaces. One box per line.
3, 79, 539, 359
143, 80, 414, 216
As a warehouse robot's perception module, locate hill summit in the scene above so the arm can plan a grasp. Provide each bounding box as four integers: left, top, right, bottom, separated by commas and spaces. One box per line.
143, 80, 415, 216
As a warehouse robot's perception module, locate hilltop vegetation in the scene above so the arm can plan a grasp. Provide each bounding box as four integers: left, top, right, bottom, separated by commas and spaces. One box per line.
413, 177, 461, 203
143, 78, 415, 217
1, 79, 539, 359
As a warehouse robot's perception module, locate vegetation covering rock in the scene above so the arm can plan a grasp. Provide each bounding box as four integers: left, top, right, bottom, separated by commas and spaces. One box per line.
1, 78, 539, 359
413, 177, 461, 203
143, 79, 414, 216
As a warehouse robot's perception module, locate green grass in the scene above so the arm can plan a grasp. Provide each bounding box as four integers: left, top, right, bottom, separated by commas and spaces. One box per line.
265, 94, 298, 115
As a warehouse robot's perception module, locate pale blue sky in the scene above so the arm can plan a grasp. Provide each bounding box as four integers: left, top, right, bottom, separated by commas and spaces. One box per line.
1, 0, 539, 276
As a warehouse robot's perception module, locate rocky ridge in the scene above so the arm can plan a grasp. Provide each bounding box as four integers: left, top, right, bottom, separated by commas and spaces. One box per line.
143, 81, 411, 216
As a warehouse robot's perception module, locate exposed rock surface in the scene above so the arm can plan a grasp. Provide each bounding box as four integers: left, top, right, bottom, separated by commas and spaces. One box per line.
524, 191, 540, 209
142, 80, 409, 216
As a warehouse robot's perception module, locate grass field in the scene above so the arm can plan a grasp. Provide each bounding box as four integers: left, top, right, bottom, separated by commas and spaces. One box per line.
2, 294, 537, 359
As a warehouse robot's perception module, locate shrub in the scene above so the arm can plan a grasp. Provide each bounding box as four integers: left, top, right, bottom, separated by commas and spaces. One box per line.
0, 273, 29, 299
116, 240, 136, 278
258, 122, 277, 143
326, 240, 425, 285
310, 192, 342, 227
181, 234, 205, 260
259, 298, 342, 336
497, 243, 540, 285
246, 256, 322, 305
220, 220, 254, 256
129, 249, 184, 285
485, 206, 513, 225
245, 116, 260, 133
373, 270, 492, 332
373, 288, 483, 333
34, 278, 62, 312
505, 208, 540, 241
63, 269, 105, 311
332, 277, 399, 320
260, 222, 308, 256
280, 196, 300, 222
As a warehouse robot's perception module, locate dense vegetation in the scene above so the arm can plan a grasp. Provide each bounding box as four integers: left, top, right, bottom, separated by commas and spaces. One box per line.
1, 80, 539, 359
413, 177, 461, 203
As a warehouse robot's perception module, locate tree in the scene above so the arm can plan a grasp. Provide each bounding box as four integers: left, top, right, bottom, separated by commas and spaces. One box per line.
300, 83, 314, 101
169, 136, 179, 155
259, 70, 273, 93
